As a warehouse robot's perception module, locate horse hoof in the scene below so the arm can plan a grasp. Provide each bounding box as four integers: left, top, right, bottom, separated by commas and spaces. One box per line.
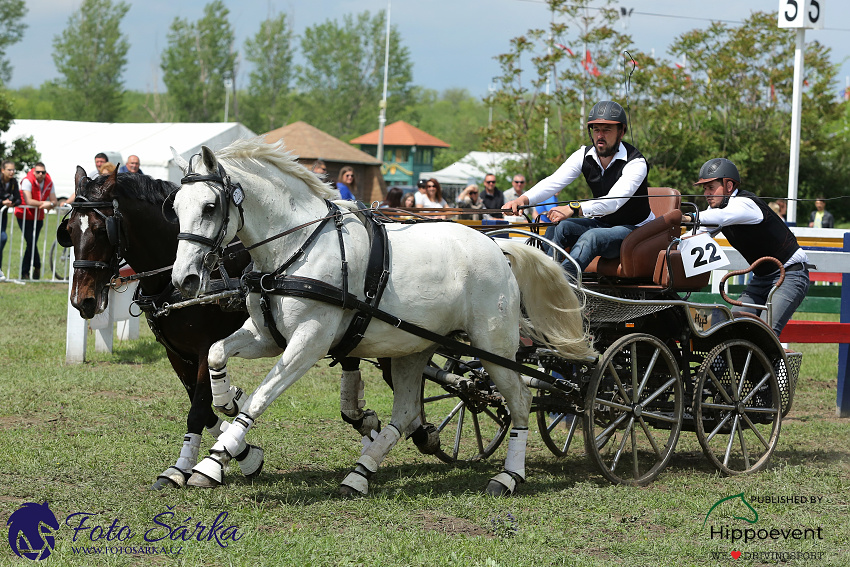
339, 470, 369, 497
339, 484, 366, 498
150, 477, 180, 490
151, 467, 188, 490
485, 472, 521, 497
236, 445, 264, 479
187, 472, 221, 489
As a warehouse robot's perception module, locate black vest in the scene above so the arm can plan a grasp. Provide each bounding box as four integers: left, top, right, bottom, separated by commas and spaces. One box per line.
721, 190, 800, 276
581, 141, 650, 226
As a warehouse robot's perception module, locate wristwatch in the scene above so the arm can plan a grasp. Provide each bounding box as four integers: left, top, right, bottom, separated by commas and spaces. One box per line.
569, 201, 582, 217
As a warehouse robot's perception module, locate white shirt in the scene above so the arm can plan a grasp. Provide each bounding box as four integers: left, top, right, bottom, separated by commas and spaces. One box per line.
697, 190, 808, 267
414, 191, 427, 207
523, 143, 653, 226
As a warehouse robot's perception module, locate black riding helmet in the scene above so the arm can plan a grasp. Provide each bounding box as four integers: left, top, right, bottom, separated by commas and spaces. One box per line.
587, 100, 628, 133
693, 158, 740, 188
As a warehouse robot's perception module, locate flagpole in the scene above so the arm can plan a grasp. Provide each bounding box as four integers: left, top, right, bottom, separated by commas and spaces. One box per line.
376, 1, 391, 170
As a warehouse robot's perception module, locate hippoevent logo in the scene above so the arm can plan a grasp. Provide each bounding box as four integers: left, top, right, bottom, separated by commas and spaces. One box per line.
6, 502, 243, 561
7, 502, 59, 561
703, 492, 826, 561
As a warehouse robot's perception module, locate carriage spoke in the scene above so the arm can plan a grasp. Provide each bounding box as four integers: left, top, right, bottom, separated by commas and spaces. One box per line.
561, 415, 580, 453
635, 347, 661, 398
640, 410, 679, 424
631, 343, 639, 396
436, 401, 464, 434
637, 416, 662, 458
472, 411, 485, 455
424, 393, 457, 403
610, 417, 635, 473
736, 421, 751, 470
597, 412, 630, 446
723, 415, 741, 467
708, 367, 736, 405
638, 377, 677, 406
452, 405, 466, 459
740, 372, 772, 405
593, 397, 632, 413
546, 412, 568, 433
740, 413, 771, 449
725, 349, 739, 403
737, 350, 754, 399
482, 406, 505, 426
608, 362, 632, 405
631, 420, 639, 478
706, 411, 735, 443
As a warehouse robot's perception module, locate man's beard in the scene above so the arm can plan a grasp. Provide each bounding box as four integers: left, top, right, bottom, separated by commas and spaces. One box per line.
596, 140, 618, 158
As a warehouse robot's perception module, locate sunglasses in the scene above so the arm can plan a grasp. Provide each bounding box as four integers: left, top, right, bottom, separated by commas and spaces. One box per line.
426, 184, 436, 188
484, 180, 496, 184
34, 170, 46, 174
513, 180, 525, 184
468, 191, 478, 194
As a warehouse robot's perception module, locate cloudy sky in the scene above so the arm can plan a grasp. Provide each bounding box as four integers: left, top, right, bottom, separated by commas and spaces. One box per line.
7, 0, 850, 99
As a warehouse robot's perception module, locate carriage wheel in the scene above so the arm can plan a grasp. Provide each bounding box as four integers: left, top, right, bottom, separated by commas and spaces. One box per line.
422, 354, 511, 464
535, 374, 581, 458
693, 340, 781, 476
584, 333, 683, 486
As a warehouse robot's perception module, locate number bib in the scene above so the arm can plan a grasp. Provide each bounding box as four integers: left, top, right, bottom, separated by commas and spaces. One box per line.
679, 233, 730, 277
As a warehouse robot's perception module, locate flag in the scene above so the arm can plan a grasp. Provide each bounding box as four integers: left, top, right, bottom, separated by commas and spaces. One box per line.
583, 50, 600, 77
555, 43, 575, 56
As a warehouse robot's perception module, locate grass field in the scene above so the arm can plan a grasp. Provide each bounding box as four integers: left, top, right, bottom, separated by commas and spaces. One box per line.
0, 282, 848, 566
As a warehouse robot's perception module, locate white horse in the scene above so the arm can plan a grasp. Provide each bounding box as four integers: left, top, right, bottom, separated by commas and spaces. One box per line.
169, 139, 595, 496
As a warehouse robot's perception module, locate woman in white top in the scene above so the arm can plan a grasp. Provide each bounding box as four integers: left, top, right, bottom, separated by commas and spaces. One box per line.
422, 178, 448, 219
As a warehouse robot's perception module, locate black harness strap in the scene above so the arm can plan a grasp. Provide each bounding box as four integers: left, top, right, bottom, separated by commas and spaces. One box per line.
328, 209, 390, 363
242, 274, 571, 383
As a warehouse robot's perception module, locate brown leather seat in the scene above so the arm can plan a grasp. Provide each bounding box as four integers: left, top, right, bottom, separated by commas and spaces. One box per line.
586, 187, 682, 279
652, 249, 711, 291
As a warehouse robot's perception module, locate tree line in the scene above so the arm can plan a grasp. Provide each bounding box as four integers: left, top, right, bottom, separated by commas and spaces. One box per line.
1, 0, 848, 223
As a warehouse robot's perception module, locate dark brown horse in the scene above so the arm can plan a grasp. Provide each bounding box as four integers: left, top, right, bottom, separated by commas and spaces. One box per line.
60, 167, 263, 489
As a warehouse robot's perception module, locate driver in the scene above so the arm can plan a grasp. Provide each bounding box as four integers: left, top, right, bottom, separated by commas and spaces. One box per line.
503, 100, 653, 276
687, 158, 811, 337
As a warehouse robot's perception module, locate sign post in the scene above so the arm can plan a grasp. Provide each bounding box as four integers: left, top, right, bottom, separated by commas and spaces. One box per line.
777, 0, 823, 224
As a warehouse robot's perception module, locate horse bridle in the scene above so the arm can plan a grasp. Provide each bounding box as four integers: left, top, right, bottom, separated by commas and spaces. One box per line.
57, 196, 123, 275
172, 155, 245, 272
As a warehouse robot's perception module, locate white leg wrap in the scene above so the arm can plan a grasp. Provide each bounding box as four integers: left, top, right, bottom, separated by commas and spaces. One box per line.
205, 418, 229, 439
156, 467, 189, 488
210, 367, 244, 416
340, 370, 366, 418
236, 445, 264, 478
504, 428, 528, 481
175, 433, 202, 472
340, 469, 370, 495
488, 471, 520, 495
190, 453, 226, 485
360, 424, 401, 470
210, 413, 253, 458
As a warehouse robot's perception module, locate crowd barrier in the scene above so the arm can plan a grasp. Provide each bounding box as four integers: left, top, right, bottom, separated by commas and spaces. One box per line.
1, 205, 71, 282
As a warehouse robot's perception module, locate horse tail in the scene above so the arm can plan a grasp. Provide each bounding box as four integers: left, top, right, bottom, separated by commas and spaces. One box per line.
497, 240, 597, 360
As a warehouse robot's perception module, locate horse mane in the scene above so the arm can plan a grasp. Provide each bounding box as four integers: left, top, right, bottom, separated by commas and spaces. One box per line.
81, 172, 176, 205
214, 137, 338, 200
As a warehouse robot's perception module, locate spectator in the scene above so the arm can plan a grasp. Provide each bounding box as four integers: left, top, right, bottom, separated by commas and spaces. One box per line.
808, 198, 834, 228
769, 201, 782, 217
534, 195, 559, 223
118, 154, 143, 174
0, 160, 22, 281
310, 159, 327, 176
15, 162, 57, 280
503, 174, 527, 201
401, 192, 416, 208
481, 173, 504, 218
503, 100, 652, 276
455, 184, 485, 220
336, 166, 356, 200
772, 198, 787, 221
422, 178, 448, 219
689, 158, 810, 336
380, 187, 403, 209
99, 162, 117, 175
414, 178, 428, 207
88, 152, 108, 178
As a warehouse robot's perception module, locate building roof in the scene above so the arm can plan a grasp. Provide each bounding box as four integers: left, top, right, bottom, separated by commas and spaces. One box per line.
349, 120, 450, 148
1, 119, 256, 197
262, 121, 380, 165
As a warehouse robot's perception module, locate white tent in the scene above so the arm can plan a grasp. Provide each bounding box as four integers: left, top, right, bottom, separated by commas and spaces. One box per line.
419, 151, 526, 186
1, 119, 257, 198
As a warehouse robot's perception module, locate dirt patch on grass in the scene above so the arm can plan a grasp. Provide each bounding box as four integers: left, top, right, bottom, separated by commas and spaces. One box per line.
416, 511, 490, 537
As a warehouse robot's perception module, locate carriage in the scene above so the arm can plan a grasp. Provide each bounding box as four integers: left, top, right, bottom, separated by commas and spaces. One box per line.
419, 225, 802, 486
63, 140, 802, 495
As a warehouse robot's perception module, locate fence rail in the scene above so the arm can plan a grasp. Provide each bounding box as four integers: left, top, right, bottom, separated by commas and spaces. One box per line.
1, 205, 71, 282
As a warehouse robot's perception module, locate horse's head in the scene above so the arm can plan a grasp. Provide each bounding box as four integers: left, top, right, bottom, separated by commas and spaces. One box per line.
60, 166, 122, 319
170, 145, 243, 298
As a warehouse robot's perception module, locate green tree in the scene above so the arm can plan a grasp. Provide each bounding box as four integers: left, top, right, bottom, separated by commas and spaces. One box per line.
408, 88, 489, 170
296, 10, 413, 140
484, 0, 632, 188
0, 0, 27, 84
0, 91, 39, 167
51, 0, 129, 122
161, 0, 236, 122
241, 13, 295, 133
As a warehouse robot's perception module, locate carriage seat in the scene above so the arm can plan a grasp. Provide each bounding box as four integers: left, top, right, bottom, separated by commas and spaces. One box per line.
584, 187, 682, 280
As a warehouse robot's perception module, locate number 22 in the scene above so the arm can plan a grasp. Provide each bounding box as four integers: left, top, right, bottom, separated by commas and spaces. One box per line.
691, 242, 721, 267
